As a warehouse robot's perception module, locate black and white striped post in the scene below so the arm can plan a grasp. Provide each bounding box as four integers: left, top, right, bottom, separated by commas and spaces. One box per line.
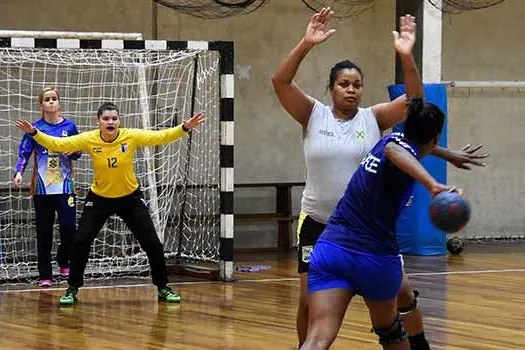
211, 41, 235, 282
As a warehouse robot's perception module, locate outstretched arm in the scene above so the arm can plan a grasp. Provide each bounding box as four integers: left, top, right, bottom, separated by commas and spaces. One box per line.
271, 7, 336, 128
15, 120, 87, 154
135, 112, 206, 147
372, 15, 423, 131
385, 142, 454, 197
431, 144, 489, 170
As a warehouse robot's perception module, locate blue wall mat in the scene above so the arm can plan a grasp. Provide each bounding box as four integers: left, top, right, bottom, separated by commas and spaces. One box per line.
388, 84, 448, 255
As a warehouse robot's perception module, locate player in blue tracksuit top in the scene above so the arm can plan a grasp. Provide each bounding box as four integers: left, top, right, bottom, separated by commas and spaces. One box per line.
13, 87, 81, 286
301, 98, 461, 350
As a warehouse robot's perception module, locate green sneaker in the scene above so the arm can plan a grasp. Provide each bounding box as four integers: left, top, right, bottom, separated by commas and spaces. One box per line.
59, 287, 78, 305
158, 287, 181, 303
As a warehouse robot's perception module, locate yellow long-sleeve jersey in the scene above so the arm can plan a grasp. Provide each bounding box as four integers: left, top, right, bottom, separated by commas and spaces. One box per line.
33, 126, 187, 198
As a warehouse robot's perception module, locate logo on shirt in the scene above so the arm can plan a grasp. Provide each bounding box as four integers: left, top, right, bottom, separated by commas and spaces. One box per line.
318, 129, 335, 137
121, 143, 128, 153
48, 157, 59, 169
301, 245, 313, 263
62, 130, 68, 137
85, 201, 93, 207
356, 129, 365, 139
67, 195, 75, 207
360, 153, 381, 174
93, 147, 102, 153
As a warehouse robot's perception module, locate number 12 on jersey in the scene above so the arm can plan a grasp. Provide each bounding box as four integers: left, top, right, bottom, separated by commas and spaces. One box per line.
107, 157, 118, 168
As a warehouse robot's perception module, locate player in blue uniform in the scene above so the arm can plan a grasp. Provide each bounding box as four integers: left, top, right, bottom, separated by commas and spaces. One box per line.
301, 97, 457, 350
13, 87, 81, 287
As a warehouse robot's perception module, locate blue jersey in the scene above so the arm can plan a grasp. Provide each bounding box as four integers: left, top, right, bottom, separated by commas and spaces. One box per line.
15, 118, 81, 195
320, 133, 419, 256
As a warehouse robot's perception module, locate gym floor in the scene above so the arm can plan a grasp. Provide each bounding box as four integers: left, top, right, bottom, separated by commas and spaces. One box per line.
1, 242, 525, 349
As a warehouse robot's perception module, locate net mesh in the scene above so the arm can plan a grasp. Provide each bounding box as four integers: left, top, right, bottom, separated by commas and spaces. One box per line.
0, 47, 221, 282
428, 0, 463, 13
154, 0, 268, 19
300, 0, 376, 18
428, 0, 506, 13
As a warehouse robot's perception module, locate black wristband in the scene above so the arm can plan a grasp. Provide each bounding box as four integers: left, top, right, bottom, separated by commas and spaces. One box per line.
30, 129, 37, 136
182, 124, 190, 132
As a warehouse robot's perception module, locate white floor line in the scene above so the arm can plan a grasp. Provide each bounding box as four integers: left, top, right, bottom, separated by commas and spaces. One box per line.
1, 268, 525, 294
407, 268, 525, 276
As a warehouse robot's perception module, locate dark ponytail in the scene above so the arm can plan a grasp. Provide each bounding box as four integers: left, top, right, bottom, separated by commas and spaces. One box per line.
404, 97, 444, 145
406, 97, 424, 121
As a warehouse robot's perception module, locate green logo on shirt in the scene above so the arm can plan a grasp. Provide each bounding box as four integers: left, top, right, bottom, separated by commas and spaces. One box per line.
301, 246, 313, 263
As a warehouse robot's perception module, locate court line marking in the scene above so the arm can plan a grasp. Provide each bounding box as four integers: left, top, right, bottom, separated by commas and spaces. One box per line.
1, 268, 525, 294
408, 268, 525, 276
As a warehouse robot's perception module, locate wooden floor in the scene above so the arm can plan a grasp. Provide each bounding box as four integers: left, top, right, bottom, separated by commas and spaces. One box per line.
1, 242, 525, 349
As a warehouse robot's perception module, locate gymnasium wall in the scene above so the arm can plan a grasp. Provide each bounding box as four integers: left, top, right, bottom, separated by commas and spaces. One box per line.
0, 0, 522, 246
0, 0, 395, 249
442, 0, 525, 239
156, 0, 396, 248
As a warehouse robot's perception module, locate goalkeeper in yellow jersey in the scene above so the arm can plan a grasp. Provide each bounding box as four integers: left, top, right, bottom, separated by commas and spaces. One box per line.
16, 102, 205, 305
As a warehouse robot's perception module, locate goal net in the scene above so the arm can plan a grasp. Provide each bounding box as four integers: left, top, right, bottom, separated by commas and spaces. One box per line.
0, 35, 234, 282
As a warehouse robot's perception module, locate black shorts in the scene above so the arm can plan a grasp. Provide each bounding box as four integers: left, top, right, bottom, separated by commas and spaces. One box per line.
296, 212, 326, 273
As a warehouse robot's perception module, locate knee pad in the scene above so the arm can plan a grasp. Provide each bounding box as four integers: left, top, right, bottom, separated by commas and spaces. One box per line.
399, 289, 420, 316
373, 313, 408, 346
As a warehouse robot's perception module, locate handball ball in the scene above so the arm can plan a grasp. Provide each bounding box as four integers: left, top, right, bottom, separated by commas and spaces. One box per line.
447, 237, 465, 255
429, 191, 471, 233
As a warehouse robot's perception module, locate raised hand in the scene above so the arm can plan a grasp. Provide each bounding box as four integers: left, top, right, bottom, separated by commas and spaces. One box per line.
393, 15, 416, 57
448, 144, 489, 170
304, 7, 336, 46
183, 112, 206, 130
15, 120, 36, 134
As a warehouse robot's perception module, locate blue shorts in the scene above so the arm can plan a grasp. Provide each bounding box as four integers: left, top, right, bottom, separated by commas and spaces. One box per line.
308, 239, 403, 301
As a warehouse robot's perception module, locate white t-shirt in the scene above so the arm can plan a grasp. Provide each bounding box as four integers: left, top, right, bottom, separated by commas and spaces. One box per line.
301, 99, 381, 224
